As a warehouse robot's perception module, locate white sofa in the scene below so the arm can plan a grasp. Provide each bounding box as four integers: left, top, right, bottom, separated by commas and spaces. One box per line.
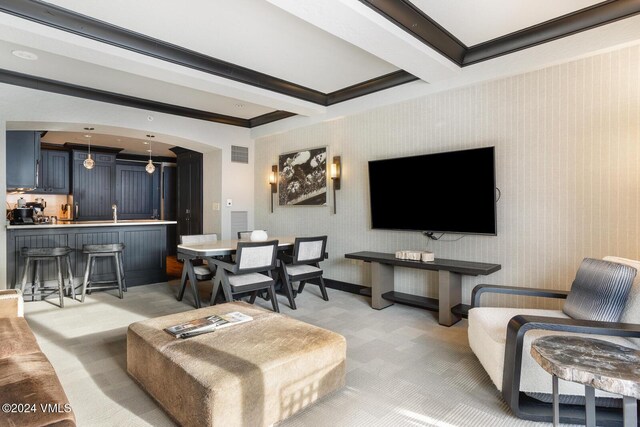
468, 256, 640, 424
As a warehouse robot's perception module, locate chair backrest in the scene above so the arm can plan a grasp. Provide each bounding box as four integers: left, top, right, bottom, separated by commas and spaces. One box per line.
180, 234, 218, 245
293, 236, 327, 264
237, 230, 267, 240
235, 240, 279, 273
563, 257, 636, 322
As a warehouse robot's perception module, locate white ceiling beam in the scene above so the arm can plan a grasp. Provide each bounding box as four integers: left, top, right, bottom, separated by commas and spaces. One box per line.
267, 0, 461, 84
0, 13, 326, 117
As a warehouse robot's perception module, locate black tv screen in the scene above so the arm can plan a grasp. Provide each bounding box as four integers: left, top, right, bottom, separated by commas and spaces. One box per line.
368, 147, 497, 235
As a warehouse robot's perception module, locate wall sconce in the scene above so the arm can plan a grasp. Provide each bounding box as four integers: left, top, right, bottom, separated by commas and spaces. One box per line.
269, 165, 278, 213
330, 156, 341, 214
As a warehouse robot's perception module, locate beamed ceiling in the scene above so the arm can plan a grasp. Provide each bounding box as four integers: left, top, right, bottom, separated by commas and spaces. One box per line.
0, 0, 639, 131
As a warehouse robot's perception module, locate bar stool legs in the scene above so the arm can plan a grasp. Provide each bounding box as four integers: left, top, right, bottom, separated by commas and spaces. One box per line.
80, 244, 126, 302
18, 247, 74, 308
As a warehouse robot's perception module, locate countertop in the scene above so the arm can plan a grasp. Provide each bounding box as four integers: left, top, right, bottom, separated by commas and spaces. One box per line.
6, 219, 177, 229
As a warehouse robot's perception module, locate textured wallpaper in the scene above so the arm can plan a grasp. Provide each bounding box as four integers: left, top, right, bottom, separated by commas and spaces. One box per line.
255, 45, 640, 307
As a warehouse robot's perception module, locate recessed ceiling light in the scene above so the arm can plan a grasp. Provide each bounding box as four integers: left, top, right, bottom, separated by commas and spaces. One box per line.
235, 103, 245, 108
12, 50, 38, 60
143, 141, 149, 145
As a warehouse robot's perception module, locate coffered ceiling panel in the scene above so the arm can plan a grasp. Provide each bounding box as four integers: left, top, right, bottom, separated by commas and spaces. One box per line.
411, 0, 603, 46
41, 0, 399, 93
0, 0, 638, 131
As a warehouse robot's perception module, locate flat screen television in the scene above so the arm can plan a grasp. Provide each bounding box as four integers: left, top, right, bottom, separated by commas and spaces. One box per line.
368, 146, 497, 235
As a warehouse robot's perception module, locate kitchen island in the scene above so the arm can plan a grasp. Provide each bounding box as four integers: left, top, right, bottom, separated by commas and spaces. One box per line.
6, 220, 177, 289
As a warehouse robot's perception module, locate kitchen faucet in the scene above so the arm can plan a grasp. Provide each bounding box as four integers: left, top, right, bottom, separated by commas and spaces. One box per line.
112, 204, 117, 222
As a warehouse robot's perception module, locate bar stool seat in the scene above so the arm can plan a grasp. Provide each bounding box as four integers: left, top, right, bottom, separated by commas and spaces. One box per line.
18, 246, 75, 308
81, 243, 126, 302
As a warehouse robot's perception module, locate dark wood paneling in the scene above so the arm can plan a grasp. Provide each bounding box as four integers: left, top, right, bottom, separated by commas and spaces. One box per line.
72, 151, 116, 220
115, 163, 154, 219
7, 225, 168, 288
176, 151, 203, 238
249, 111, 297, 127
326, 70, 419, 105
359, 0, 466, 64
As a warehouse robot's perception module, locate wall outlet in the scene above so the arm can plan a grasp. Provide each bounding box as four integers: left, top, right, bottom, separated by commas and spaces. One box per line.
212, 202, 220, 211
226, 199, 233, 207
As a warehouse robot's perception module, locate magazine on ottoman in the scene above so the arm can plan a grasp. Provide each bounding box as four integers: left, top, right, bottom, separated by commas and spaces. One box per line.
164, 311, 253, 339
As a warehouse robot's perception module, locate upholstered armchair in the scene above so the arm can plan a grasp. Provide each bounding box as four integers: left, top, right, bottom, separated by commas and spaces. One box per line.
468, 256, 640, 425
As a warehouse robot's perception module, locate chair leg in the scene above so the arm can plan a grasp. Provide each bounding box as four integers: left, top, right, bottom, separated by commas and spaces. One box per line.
298, 280, 306, 294
55, 256, 65, 308
113, 254, 124, 299
87, 258, 96, 295
177, 261, 189, 301
119, 252, 127, 292
20, 256, 30, 295
81, 254, 92, 303
319, 276, 329, 301
33, 260, 41, 301
267, 285, 279, 313
65, 255, 75, 299
279, 267, 297, 310
249, 291, 258, 304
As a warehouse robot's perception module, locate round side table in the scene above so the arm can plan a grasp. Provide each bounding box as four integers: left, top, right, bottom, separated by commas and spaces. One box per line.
531, 335, 640, 427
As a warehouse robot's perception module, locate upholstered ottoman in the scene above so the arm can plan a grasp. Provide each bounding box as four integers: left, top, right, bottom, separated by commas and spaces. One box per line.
127, 301, 346, 427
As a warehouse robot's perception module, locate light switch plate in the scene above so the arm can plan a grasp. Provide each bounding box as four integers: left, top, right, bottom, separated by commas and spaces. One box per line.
226, 199, 232, 207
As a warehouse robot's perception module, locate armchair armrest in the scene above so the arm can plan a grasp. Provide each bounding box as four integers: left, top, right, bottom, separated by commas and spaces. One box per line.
502, 314, 640, 415
471, 284, 569, 308
0, 289, 24, 318
277, 252, 295, 264
208, 258, 239, 274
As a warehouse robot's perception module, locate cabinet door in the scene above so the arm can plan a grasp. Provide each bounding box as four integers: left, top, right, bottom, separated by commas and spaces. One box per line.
176, 151, 203, 236
6, 131, 40, 191
72, 151, 116, 220
44, 150, 70, 194
115, 162, 160, 219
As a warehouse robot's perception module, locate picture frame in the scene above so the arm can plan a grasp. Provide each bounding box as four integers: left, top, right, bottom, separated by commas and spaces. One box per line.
278, 146, 327, 206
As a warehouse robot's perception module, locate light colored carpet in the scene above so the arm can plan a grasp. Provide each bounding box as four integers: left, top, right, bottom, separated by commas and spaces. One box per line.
22, 281, 554, 426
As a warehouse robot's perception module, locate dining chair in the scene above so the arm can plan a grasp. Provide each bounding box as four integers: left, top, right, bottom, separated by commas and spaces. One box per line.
177, 233, 217, 307
278, 236, 329, 308
209, 240, 280, 312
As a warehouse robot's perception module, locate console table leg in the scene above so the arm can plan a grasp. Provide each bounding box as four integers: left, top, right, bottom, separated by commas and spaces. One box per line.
622, 395, 636, 427
370, 262, 394, 310
584, 385, 595, 427
438, 270, 461, 326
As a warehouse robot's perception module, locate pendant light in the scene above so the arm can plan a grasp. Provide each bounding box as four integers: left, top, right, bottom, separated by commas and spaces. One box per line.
145, 134, 156, 174
83, 127, 95, 170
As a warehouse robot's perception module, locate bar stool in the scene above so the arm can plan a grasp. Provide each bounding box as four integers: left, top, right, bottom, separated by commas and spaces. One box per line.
81, 243, 126, 302
18, 246, 75, 308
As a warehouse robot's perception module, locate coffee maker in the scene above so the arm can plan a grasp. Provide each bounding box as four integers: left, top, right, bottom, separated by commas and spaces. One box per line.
10, 207, 35, 225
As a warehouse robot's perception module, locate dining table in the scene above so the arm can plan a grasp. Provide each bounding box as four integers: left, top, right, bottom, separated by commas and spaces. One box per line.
176, 236, 297, 308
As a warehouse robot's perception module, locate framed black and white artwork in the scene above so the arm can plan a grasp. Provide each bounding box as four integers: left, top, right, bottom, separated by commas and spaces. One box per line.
278, 147, 327, 206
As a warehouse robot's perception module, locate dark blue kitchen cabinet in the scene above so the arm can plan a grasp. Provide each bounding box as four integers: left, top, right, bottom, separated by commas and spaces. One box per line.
6, 131, 41, 192
27, 149, 70, 194
115, 161, 160, 219
72, 150, 116, 220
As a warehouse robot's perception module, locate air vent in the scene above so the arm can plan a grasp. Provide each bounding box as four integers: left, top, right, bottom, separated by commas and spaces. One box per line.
231, 145, 249, 164
230, 211, 248, 238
